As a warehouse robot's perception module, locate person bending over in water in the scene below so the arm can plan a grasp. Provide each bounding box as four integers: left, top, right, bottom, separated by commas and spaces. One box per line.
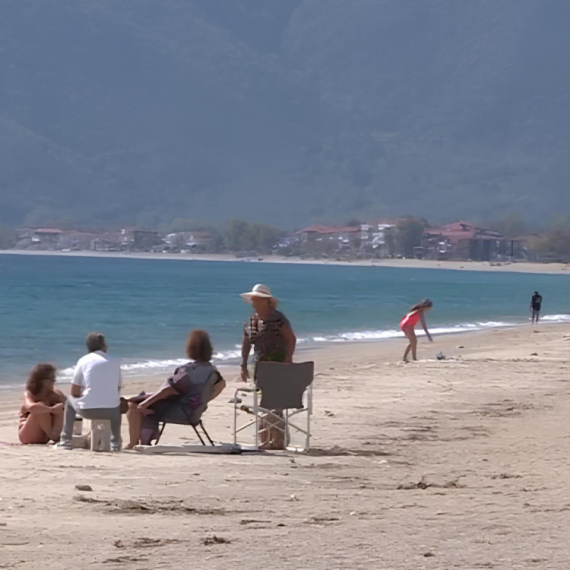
19, 363, 66, 444
400, 299, 433, 362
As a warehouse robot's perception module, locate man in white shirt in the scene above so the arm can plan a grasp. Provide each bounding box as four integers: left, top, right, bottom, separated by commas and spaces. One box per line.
58, 332, 122, 450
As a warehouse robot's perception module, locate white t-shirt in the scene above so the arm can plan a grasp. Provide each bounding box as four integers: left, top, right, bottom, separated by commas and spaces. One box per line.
72, 351, 122, 410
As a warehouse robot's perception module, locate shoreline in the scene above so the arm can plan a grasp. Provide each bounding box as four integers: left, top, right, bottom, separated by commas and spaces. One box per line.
0, 325, 510, 400
2, 248, 570, 275
0, 322, 514, 392
0, 321, 558, 398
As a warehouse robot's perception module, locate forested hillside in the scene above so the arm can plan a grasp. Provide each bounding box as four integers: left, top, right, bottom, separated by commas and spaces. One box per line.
1, 0, 569, 228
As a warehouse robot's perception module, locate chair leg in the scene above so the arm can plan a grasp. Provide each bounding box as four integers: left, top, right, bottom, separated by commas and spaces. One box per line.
306, 411, 311, 451
192, 425, 206, 445
154, 423, 166, 445
253, 389, 259, 448
199, 421, 215, 446
233, 392, 237, 444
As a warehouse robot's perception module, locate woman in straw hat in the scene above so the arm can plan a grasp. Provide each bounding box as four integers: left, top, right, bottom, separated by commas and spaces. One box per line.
240, 284, 296, 450
240, 284, 296, 381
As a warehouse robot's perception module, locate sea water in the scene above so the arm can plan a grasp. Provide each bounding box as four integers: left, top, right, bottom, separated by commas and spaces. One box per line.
1, 254, 569, 387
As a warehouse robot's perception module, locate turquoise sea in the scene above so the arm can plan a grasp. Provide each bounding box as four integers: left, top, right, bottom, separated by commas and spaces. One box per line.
1, 254, 569, 388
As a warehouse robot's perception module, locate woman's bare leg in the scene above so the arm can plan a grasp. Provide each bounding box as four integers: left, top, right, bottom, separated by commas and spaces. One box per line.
403, 328, 417, 362
410, 335, 418, 360
18, 414, 52, 444
126, 402, 142, 449
403, 342, 411, 362
50, 408, 64, 442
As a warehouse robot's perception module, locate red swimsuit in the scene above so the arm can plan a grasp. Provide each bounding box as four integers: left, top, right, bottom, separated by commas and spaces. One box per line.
400, 311, 420, 331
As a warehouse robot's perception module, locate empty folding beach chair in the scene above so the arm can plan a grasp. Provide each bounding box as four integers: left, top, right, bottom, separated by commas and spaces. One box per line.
233, 361, 314, 451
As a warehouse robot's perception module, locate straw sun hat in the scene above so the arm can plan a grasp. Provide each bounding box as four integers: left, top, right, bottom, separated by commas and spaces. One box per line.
240, 284, 279, 307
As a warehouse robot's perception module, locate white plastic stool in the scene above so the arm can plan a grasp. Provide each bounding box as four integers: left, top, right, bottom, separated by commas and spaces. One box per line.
89, 419, 112, 452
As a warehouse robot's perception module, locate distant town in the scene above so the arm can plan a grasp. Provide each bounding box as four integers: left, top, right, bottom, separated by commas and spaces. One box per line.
3, 217, 551, 263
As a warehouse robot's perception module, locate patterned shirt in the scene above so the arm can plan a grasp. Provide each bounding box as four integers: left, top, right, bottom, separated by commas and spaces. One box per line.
244, 309, 292, 363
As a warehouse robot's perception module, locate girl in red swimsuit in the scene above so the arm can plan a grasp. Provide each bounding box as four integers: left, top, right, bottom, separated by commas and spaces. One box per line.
400, 299, 433, 362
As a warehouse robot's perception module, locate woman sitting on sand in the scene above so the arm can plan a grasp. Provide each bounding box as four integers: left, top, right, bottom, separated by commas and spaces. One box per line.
126, 330, 226, 448
19, 363, 66, 444
400, 299, 434, 362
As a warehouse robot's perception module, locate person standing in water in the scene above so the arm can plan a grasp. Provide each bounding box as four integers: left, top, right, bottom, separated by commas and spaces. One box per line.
400, 299, 434, 362
530, 291, 543, 324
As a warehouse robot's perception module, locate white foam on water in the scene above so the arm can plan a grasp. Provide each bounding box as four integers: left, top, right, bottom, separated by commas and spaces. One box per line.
55, 348, 245, 383
57, 367, 76, 382
540, 314, 570, 322
295, 320, 513, 344
52, 317, 568, 384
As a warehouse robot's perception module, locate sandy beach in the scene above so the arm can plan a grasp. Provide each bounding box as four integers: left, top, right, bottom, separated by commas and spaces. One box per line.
3, 249, 570, 275
1, 325, 570, 568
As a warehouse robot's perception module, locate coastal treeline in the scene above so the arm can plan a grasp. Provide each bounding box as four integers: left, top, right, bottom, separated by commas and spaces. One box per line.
140, 214, 570, 261
5, 213, 570, 262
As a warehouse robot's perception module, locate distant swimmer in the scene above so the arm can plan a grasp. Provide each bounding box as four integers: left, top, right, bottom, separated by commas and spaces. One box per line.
400, 299, 433, 362
530, 291, 543, 324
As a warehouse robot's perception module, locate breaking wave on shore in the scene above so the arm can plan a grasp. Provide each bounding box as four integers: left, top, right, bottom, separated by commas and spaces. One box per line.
53, 317, 560, 384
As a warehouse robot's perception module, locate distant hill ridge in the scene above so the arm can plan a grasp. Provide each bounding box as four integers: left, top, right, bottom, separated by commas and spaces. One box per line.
1, 0, 569, 227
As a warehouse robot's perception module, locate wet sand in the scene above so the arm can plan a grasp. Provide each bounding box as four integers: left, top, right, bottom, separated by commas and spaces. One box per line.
1, 324, 570, 569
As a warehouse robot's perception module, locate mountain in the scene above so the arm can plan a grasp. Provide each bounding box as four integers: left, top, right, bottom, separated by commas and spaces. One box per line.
1, 0, 569, 228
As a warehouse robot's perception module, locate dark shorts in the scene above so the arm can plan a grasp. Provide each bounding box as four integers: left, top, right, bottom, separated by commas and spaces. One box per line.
139, 399, 192, 445
129, 392, 190, 423
150, 399, 190, 424
532, 305, 541, 312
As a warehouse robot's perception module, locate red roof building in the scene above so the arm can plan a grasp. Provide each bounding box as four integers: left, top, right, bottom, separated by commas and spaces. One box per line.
421, 221, 520, 261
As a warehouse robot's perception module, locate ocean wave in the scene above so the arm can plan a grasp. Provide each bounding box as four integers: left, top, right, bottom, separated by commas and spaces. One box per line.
298, 320, 512, 344
56, 350, 243, 383
53, 316, 568, 383
539, 314, 570, 322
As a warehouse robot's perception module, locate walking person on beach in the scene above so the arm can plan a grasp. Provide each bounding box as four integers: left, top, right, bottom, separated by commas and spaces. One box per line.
56, 333, 123, 450
400, 299, 433, 362
530, 291, 543, 324
18, 363, 66, 444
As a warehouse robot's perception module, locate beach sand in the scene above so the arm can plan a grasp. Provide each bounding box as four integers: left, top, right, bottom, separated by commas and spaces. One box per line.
3, 249, 570, 275
1, 325, 570, 568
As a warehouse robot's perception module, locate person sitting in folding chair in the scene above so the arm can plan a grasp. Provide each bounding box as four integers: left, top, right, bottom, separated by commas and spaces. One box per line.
240, 284, 296, 449
125, 330, 225, 448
